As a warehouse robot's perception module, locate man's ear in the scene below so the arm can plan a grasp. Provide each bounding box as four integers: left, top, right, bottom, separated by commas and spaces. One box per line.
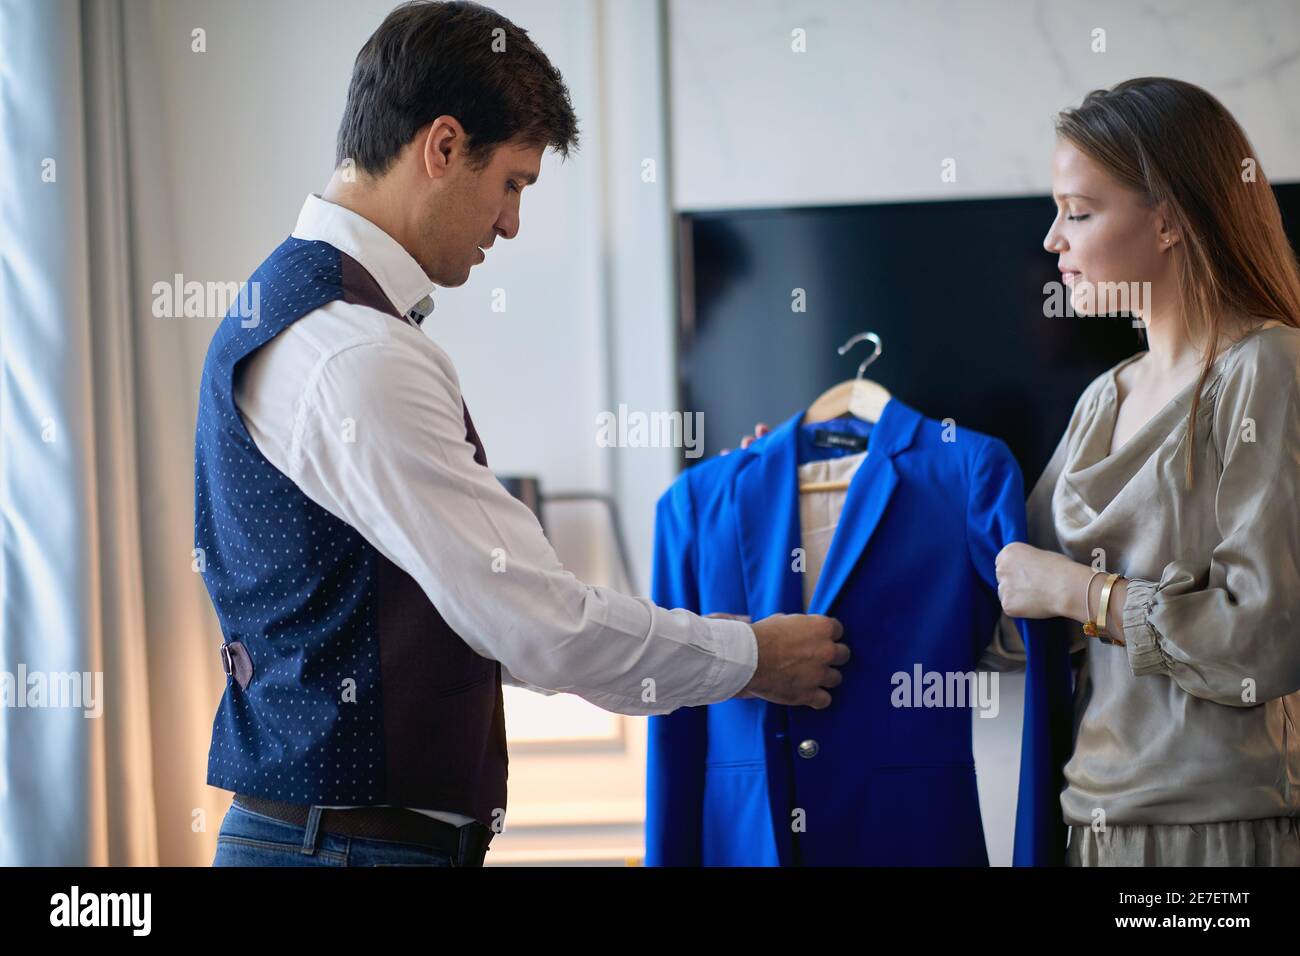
420, 115, 465, 180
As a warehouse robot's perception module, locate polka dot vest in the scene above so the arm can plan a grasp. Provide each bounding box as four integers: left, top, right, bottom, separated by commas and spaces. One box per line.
195, 237, 507, 824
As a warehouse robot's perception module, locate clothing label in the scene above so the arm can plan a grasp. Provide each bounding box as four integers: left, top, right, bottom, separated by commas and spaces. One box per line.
812, 429, 868, 452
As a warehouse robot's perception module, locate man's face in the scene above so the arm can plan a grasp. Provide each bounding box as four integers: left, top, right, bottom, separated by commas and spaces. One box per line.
420, 138, 543, 287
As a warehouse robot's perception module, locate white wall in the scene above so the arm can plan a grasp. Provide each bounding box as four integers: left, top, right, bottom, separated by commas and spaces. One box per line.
666, 0, 1300, 865
669, 0, 1300, 209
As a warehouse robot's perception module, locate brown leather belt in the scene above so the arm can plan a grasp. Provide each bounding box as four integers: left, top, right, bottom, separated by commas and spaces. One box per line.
234, 794, 493, 866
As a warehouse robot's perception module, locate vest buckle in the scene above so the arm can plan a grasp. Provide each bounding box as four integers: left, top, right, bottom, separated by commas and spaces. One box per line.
219, 641, 253, 691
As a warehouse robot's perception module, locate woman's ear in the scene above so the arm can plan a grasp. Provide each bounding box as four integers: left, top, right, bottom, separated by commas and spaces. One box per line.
1154, 202, 1181, 250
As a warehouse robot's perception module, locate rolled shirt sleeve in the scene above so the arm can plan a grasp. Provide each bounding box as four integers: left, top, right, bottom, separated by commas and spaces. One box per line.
1120, 337, 1300, 706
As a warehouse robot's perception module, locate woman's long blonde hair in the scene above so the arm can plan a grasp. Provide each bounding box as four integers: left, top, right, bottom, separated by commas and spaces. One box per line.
1054, 77, 1300, 487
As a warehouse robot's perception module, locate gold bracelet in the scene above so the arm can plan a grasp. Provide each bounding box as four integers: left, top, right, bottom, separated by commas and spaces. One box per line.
1082, 570, 1106, 637
1095, 573, 1123, 645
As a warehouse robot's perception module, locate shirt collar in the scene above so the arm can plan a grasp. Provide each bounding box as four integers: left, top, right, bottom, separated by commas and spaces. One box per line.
291, 194, 436, 323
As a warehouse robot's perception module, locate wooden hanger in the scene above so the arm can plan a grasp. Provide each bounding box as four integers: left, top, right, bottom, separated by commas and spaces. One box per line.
799, 332, 891, 494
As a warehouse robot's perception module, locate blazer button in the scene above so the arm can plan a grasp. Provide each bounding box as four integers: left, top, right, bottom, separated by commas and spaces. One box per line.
797, 739, 819, 759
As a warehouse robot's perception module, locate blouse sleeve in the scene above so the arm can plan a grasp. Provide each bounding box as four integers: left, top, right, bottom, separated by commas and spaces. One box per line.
1121, 337, 1300, 706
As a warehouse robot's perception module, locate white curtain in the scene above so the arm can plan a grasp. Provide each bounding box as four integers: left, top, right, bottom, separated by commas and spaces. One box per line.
0, 0, 226, 865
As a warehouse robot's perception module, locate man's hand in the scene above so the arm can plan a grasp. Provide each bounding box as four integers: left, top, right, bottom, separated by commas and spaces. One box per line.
738, 613, 849, 709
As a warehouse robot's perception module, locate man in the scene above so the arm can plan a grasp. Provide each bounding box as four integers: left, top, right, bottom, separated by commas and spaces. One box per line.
198, 0, 847, 868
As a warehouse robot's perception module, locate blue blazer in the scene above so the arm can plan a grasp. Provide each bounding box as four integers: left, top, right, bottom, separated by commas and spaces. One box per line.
645, 400, 1073, 866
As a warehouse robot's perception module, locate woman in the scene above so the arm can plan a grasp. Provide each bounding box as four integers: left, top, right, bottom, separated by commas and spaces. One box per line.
739, 78, 1300, 865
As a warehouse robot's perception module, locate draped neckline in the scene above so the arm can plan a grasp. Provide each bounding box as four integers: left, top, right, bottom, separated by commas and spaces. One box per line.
1062, 323, 1279, 516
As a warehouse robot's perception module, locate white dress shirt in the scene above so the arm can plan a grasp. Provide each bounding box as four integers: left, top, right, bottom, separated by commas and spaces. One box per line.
231, 195, 758, 826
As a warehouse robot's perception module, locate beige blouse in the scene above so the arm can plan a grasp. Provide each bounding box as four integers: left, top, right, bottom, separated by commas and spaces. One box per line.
1025, 322, 1300, 865
796, 451, 868, 610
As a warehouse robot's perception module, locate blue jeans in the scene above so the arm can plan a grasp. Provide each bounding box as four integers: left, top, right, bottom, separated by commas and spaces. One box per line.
212, 801, 457, 867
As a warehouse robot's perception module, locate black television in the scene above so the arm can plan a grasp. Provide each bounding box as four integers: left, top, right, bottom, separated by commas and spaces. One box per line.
676, 184, 1300, 486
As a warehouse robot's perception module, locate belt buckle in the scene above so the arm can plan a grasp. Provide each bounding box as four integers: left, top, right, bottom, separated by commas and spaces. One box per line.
219, 642, 233, 677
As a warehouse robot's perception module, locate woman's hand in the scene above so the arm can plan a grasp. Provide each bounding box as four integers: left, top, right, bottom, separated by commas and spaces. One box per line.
720, 422, 771, 455
994, 542, 1089, 620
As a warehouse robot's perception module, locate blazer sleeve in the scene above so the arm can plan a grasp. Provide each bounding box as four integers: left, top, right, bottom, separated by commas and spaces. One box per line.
1119, 341, 1300, 705
644, 477, 710, 866
966, 438, 1073, 866
979, 385, 1101, 672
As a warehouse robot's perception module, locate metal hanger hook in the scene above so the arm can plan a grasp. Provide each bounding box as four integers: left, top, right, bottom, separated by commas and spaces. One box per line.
837, 331, 882, 379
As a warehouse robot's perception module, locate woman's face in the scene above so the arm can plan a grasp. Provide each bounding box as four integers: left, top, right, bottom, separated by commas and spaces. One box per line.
1042, 139, 1171, 317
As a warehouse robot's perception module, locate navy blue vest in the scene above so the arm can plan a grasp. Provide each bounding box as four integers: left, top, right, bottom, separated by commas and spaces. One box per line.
196, 236, 507, 824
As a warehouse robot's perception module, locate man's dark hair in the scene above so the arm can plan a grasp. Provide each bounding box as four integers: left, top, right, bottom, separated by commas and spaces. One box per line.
335, 0, 579, 176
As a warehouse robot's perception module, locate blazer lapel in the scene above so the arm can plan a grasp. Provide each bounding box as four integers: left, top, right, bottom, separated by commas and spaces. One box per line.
809, 399, 921, 614
806, 449, 898, 616
735, 400, 924, 619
